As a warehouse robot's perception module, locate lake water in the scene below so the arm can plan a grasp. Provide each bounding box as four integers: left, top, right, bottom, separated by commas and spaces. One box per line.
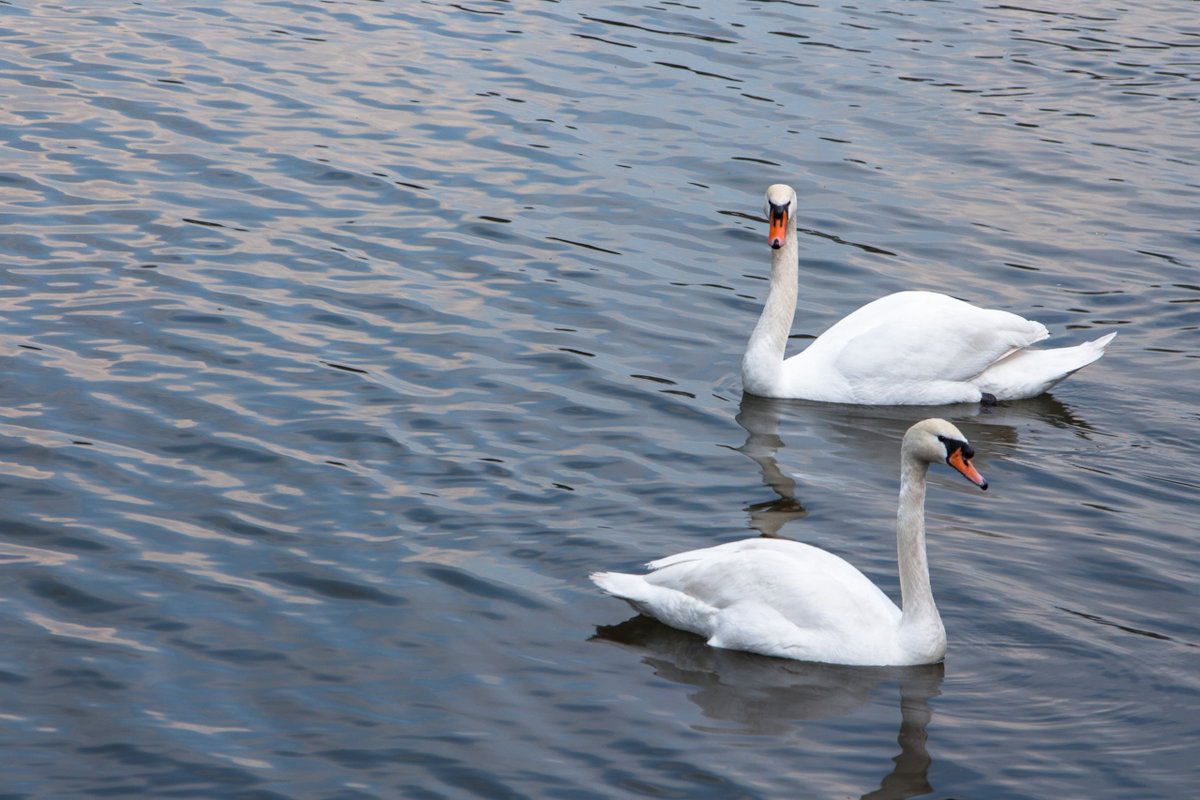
0, 1, 1197, 798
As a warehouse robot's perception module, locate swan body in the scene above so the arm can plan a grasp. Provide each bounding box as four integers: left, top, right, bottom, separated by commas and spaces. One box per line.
742, 184, 1115, 405
591, 418, 989, 666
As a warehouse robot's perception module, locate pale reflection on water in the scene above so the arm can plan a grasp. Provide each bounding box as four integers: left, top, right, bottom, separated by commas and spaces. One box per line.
0, 1, 1197, 799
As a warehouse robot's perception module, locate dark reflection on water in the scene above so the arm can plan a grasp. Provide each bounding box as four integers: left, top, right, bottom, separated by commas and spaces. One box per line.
0, 0, 1198, 798
731, 390, 1096, 536
595, 616, 943, 800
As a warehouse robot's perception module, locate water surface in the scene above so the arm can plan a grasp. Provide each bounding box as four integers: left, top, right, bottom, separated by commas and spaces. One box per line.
0, 1, 1197, 798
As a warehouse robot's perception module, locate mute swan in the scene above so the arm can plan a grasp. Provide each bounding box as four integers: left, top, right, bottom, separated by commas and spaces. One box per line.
591, 418, 988, 666
742, 184, 1115, 404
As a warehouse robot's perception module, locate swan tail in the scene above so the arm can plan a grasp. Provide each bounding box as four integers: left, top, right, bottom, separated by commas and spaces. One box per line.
975, 331, 1115, 400
590, 570, 662, 615
591, 570, 716, 635
590, 570, 644, 598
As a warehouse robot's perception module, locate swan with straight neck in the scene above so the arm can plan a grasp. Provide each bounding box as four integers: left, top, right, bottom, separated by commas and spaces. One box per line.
591, 418, 988, 666
741, 184, 1115, 405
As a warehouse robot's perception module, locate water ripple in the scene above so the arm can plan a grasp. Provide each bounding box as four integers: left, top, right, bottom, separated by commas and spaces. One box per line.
0, 1, 1197, 798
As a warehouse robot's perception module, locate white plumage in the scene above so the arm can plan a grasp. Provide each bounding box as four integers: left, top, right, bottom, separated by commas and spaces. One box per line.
741, 184, 1115, 404
592, 418, 989, 666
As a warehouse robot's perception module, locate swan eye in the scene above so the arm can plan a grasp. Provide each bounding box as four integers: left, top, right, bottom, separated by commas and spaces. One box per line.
937, 435, 975, 461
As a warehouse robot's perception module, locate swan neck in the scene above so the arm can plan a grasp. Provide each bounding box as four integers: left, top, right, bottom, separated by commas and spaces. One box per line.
742, 231, 799, 393
897, 457, 937, 624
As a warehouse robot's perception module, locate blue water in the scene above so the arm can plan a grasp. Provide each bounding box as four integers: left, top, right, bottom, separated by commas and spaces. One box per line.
0, 1, 1197, 798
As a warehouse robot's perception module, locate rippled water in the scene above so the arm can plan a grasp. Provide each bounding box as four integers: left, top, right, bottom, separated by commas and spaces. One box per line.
1, 1, 1197, 798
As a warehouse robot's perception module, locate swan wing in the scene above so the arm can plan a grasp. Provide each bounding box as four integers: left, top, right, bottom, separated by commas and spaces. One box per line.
594, 538, 901, 662
825, 292, 1047, 380
789, 292, 1048, 403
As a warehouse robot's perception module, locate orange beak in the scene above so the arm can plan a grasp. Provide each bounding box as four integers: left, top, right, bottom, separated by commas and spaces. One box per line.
948, 449, 988, 490
768, 207, 788, 250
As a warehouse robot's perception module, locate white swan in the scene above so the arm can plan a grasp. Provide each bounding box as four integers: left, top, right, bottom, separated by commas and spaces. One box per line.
742, 184, 1115, 404
591, 418, 988, 666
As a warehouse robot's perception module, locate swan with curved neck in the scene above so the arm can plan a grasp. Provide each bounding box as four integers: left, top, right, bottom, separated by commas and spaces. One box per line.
591, 418, 988, 666
742, 184, 1115, 405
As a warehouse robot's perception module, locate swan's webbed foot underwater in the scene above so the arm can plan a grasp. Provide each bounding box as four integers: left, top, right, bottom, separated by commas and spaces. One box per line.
980, 392, 998, 407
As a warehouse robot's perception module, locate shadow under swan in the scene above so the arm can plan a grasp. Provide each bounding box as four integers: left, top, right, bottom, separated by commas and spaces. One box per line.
593, 616, 944, 800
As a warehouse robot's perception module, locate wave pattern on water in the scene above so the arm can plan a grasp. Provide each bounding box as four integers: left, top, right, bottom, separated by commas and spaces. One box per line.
0, 1, 1197, 798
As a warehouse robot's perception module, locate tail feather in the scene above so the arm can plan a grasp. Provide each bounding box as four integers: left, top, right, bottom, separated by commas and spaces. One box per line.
976, 332, 1115, 399
590, 570, 660, 618
590, 571, 646, 600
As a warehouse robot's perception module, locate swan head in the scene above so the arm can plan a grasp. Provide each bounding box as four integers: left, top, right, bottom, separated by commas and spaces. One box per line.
764, 184, 797, 250
904, 418, 989, 490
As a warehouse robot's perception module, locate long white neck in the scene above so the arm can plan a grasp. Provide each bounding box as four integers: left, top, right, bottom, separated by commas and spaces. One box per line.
741, 230, 798, 396
895, 455, 946, 660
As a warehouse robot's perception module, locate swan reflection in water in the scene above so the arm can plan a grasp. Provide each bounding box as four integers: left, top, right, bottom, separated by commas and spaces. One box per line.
733, 389, 1097, 536
592, 616, 944, 800
591, 393, 1097, 794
